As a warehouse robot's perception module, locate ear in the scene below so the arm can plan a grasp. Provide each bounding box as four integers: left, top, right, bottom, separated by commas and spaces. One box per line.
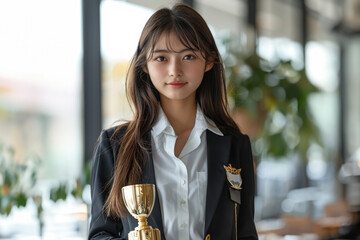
205, 62, 214, 72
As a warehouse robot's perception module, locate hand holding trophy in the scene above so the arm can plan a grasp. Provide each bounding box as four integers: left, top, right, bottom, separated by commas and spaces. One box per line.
122, 184, 161, 240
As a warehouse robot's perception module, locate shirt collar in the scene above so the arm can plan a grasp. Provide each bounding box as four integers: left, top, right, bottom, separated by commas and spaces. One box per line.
152, 106, 175, 137
152, 104, 223, 138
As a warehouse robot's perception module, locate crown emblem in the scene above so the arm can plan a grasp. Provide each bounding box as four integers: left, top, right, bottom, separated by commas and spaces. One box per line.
224, 164, 242, 190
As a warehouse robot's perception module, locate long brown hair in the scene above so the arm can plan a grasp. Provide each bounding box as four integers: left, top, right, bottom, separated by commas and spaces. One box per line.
105, 3, 240, 218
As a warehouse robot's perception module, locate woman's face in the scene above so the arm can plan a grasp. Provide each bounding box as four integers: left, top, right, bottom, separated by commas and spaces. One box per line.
145, 31, 213, 105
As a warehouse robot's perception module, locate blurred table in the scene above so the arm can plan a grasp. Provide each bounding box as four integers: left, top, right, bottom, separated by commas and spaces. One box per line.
0, 199, 88, 240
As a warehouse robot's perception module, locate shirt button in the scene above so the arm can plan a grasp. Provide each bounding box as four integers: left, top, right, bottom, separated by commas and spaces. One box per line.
180, 200, 186, 205
180, 223, 187, 228
181, 179, 186, 185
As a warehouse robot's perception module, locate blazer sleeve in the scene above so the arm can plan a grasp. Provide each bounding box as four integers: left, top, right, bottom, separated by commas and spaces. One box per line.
237, 134, 258, 239
88, 130, 125, 240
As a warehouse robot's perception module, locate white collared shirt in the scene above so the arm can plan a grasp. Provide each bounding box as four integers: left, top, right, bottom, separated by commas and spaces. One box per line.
151, 105, 223, 240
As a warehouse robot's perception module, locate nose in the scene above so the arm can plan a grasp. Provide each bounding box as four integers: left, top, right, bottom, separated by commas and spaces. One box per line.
168, 58, 183, 78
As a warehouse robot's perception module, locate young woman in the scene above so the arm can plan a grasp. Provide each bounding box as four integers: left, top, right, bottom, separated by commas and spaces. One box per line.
89, 3, 258, 240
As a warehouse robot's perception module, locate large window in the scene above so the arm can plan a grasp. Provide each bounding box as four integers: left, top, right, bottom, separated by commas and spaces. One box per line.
255, 0, 341, 221
0, 0, 82, 180
0, 0, 83, 238
100, 0, 154, 128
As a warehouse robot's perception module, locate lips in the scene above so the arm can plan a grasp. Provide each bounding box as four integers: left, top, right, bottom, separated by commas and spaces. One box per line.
166, 82, 187, 88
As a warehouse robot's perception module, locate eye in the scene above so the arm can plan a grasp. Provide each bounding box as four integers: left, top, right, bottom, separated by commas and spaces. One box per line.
184, 55, 195, 60
155, 56, 166, 62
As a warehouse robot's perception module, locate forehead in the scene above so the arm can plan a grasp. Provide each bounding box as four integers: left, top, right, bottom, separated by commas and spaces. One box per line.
153, 31, 195, 52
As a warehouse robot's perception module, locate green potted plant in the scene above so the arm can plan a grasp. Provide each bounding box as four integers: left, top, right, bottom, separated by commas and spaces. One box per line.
0, 144, 39, 216
223, 41, 321, 160
0, 144, 42, 237
0, 143, 91, 238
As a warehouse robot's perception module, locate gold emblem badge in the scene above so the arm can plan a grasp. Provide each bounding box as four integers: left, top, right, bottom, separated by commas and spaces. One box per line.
224, 164, 242, 190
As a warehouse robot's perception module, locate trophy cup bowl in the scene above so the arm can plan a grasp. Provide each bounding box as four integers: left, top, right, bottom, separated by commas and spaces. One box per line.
122, 184, 161, 240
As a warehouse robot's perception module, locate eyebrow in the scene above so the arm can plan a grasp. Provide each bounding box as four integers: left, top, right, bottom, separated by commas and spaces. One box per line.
153, 48, 196, 54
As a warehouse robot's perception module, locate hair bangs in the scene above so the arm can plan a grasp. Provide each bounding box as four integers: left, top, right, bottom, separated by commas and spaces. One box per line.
144, 17, 208, 61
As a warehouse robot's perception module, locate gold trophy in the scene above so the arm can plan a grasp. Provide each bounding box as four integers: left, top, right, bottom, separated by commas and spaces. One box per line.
121, 184, 161, 240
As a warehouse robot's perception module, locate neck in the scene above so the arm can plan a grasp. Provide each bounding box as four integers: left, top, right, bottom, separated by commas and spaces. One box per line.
160, 98, 197, 136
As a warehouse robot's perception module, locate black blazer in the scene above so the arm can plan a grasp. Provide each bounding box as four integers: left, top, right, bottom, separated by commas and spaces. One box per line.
89, 126, 258, 240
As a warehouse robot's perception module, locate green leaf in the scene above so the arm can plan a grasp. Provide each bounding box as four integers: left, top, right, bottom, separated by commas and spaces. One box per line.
50, 184, 68, 202
16, 193, 27, 207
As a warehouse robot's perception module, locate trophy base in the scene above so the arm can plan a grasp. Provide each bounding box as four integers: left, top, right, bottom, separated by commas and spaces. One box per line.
128, 226, 161, 240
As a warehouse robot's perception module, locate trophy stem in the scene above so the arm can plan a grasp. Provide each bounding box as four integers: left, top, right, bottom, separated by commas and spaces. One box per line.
138, 217, 148, 228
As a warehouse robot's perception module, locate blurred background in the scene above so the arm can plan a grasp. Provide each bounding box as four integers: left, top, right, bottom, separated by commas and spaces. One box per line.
0, 0, 359, 239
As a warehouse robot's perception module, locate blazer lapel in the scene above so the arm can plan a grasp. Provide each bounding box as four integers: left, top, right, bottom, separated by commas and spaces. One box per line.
204, 130, 231, 234
142, 140, 166, 240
